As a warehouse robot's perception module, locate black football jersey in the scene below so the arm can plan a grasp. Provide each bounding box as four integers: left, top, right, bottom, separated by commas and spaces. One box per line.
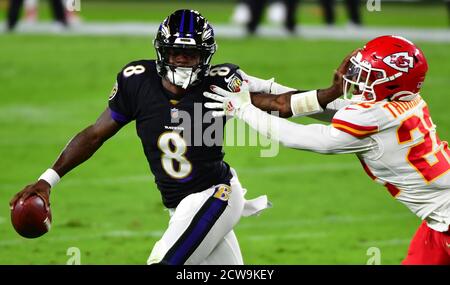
108, 60, 243, 208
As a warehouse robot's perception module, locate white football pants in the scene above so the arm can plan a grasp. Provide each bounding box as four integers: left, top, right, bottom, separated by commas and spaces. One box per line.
147, 168, 246, 265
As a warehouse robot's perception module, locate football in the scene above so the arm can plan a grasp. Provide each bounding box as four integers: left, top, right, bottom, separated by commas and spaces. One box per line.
11, 195, 52, 238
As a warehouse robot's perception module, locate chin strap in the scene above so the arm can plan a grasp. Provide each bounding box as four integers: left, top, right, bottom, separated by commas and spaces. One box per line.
166, 66, 200, 89
181, 71, 193, 89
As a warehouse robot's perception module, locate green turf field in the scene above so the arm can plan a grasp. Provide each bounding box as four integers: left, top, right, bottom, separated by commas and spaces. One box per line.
1, 2, 450, 265
0, 1, 449, 28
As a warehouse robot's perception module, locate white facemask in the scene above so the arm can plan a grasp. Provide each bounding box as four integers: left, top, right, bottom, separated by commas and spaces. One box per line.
165, 66, 201, 89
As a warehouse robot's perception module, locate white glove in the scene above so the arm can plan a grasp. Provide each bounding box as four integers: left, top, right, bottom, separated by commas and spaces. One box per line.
237, 69, 274, 93
203, 81, 251, 118
237, 69, 296, 94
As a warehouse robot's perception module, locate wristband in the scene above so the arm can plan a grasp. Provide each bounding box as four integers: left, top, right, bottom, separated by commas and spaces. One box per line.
38, 169, 60, 188
290, 90, 322, 116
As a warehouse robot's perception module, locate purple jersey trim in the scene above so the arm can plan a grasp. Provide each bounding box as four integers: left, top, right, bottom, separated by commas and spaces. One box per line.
109, 108, 130, 124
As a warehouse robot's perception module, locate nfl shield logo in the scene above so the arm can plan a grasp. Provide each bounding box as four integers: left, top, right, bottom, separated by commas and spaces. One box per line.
171, 108, 179, 119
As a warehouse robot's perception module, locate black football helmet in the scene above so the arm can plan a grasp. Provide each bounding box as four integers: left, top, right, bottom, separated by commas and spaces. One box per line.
154, 9, 217, 89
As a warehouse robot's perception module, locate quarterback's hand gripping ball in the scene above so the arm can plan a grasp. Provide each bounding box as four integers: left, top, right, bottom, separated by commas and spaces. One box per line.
11, 192, 52, 239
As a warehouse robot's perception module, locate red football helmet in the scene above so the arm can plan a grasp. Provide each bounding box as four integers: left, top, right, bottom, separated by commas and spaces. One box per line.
343, 35, 428, 102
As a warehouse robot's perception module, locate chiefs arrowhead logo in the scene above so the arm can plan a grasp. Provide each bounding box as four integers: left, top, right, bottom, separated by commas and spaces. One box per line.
383, 52, 414, 73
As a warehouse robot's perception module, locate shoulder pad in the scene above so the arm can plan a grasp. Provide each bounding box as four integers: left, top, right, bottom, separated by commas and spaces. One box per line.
210, 63, 240, 71
331, 104, 379, 138
119, 60, 154, 80
207, 63, 243, 92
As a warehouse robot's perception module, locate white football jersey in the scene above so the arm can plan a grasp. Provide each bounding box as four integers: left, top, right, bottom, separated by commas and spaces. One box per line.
238, 89, 450, 232
331, 95, 450, 231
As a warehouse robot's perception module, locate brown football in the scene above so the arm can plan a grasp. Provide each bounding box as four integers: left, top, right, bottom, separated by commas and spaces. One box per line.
11, 195, 52, 238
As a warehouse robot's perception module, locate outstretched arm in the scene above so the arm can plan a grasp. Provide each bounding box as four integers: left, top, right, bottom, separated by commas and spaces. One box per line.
250, 91, 296, 118
10, 108, 123, 208
238, 103, 375, 154
52, 108, 122, 176
246, 49, 359, 119
250, 87, 347, 118
203, 83, 375, 155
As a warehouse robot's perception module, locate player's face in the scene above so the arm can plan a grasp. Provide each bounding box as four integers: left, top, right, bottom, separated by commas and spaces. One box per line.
167, 48, 201, 68
346, 62, 383, 99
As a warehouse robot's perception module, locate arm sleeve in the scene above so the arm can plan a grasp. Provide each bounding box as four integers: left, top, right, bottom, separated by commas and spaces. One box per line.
309, 98, 351, 122
237, 69, 296, 94
238, 104, 376, 154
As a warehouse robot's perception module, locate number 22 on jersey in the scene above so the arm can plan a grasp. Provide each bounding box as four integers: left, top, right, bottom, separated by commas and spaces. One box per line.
397, 106, 450, 183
